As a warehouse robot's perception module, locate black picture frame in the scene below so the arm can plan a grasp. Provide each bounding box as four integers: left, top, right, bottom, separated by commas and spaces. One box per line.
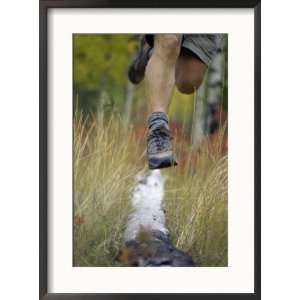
40, 1, 261, 299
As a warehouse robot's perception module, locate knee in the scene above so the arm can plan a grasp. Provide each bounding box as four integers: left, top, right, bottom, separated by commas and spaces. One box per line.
155, 34, 182, 59
176, 74, 204, 94
175, 55, 207, 94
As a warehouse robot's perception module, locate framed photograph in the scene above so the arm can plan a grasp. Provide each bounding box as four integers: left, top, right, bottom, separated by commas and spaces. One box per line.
40, 0, 261, 299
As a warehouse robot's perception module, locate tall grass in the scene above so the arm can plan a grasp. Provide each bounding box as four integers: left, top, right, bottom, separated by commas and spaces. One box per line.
74, 111, 144, 266
74, 111, 227, 267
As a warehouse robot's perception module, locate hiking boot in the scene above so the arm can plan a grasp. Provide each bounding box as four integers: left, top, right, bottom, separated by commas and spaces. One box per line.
147, 112, 177, 170
128, 36, 153, 84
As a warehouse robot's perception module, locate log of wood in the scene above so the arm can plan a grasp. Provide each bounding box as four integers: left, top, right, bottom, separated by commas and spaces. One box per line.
117, 170, 195, 267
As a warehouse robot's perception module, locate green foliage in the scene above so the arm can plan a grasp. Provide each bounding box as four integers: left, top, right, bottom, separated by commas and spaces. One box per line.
74, 34, 139, 114
74, 34, 139, 91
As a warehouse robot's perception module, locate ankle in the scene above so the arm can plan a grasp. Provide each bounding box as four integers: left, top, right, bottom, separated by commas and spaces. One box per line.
148, 112, 169, 129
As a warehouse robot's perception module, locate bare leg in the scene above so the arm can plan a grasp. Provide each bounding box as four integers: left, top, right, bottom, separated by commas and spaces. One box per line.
175, 48, 207, 94
145, 34, 182, 114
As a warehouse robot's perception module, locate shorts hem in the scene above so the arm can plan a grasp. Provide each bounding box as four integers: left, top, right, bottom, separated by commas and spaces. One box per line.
182, 41, 211, 66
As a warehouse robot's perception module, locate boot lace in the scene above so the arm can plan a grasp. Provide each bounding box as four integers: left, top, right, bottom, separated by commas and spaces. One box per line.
148, 127, 172, 153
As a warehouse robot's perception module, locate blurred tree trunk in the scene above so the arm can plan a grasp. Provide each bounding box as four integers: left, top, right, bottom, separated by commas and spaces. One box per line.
123, 81, 135, 126
207, 50, 223, 106
97, 88, 111, 126
206, 50, 224, 134
97, 89, 105, 127
191, 73, 208, 149
191, 48, 225, 148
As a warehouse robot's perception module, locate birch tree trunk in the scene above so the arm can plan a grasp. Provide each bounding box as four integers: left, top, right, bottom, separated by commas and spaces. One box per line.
191, 73, 208, 149
207, 50, 223, 106
206, 49, 224, 134
191, 47, 225, 148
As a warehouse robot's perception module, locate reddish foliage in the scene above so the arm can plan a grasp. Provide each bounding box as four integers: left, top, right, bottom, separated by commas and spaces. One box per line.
74, 214, 85, 225
133, 122, 147, 143
131, 108, 227, 172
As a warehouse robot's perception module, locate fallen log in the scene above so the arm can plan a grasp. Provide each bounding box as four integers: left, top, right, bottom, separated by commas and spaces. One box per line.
117, 170, 195, 267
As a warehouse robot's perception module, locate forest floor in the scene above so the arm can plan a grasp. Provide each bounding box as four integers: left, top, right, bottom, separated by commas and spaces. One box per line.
73, 113, 228, 267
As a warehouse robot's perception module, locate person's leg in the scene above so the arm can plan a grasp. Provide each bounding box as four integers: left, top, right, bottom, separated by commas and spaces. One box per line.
127, 35, 208, 96
145, 34, 182, 169
145, 34, 182, 113
175, 48, 208, 94
128, 37, 153, 84
127, 35, 209, 169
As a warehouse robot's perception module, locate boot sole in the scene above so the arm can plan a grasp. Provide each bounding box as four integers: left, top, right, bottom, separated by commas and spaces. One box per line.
148, 151, 178, 170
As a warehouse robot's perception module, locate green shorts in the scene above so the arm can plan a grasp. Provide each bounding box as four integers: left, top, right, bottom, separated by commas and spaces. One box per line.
145, 34, 225, 66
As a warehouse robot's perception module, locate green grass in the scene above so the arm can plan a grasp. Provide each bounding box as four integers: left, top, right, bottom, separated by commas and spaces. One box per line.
74, 112, 227, 267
